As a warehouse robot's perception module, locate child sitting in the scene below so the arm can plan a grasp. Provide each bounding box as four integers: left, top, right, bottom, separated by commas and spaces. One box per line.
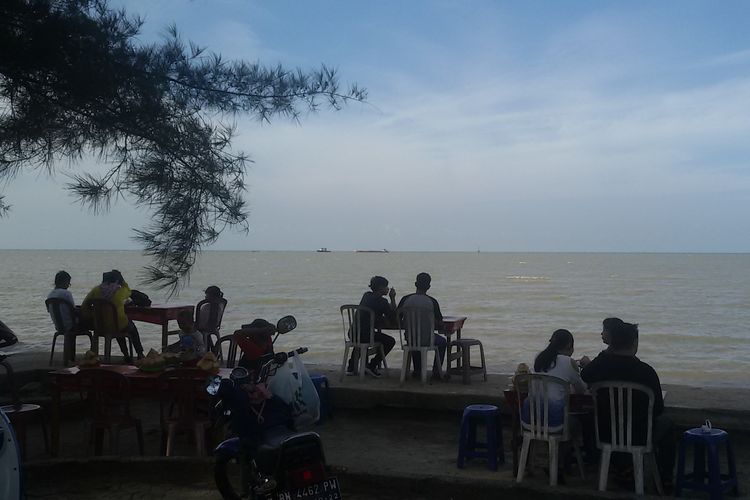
164, 310, 207, 358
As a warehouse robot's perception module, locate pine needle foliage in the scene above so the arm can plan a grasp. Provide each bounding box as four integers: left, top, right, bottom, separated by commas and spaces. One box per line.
0, 0, 366, 293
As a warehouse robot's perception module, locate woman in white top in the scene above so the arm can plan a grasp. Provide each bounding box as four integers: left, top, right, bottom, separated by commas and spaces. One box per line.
534, 328, 586, 395
522, 329, 585, 427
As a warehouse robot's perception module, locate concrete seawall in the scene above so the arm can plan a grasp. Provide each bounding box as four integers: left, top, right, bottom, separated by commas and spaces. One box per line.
5, 350, 750, 499
4, 351, 750, 432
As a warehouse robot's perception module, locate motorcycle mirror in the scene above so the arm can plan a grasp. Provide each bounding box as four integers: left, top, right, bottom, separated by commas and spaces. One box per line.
206, 375, 221, 396
276, 315, 297, 334
229, 367, 250, 384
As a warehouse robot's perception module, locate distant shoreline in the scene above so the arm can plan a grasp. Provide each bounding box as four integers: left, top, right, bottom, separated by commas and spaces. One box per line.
1, 248, 749, 255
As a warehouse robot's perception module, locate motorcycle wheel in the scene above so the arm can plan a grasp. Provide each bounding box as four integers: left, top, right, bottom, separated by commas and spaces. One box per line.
214, 455, 249, 500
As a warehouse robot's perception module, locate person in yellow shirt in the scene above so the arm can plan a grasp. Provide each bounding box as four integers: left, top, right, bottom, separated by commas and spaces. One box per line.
81, 270, 144, 363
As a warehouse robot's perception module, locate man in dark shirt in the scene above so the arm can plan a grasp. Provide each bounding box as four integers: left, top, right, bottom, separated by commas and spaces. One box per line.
581, 321, 675, 486
397, 272, 446, 377
346, 276, 397, 378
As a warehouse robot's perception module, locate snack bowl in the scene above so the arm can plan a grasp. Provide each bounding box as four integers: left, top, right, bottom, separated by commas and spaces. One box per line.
138, 362, 166, 373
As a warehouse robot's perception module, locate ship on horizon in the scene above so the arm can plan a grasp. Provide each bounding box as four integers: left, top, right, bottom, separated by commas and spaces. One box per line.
316, 247, 331, 253
355, 248, 389, 253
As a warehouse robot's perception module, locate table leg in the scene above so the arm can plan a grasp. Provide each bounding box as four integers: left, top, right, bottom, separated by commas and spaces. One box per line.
51, 385, 61, 457
512, 405, 520, 475
455, 327, 463, 372
162, 323, 169, 350
61, 333, 70, 367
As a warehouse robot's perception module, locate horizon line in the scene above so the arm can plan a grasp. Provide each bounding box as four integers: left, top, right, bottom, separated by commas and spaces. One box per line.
1, 248, 749, 255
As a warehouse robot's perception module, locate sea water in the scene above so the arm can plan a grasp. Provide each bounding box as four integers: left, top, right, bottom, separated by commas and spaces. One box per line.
1, 250, 748, 387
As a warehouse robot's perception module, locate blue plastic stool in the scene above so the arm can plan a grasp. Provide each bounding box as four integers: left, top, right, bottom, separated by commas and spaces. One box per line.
457, 404, 504, 471
675, 427, 739, 500
309, 374, 332, 424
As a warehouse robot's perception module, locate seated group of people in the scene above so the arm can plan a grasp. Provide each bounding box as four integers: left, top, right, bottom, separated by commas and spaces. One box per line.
346, 272, 446, 378
45, 269, 226, 364
525, 318, 675, 487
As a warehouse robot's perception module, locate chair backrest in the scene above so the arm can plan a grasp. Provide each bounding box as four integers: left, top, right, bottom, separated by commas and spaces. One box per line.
397, 306, 435, 349
513, 373, 571, 440
75, 368, 132, 419
45, 297, 75, 334
213, 335, 238, 368
340, 304, 375, 345
159, 368, 210, 422
88, 298, 120, 335
590, 381, 655, 452
195, 298, 227, 334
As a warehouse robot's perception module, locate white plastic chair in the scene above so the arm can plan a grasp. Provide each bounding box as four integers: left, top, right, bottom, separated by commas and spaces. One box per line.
397, 306, 442, 385
514, 373, 585, 486
590, 381, 663, 496
339, 305, 388, 381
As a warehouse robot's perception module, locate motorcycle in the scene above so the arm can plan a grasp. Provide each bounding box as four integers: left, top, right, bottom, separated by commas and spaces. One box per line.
208, 316, 340, 500
0, 407, 22, 500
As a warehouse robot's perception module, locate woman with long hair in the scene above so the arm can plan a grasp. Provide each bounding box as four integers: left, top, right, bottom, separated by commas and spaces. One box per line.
522, 329, 586, 427
522, 329, 590, 479
534, 329, 586, 394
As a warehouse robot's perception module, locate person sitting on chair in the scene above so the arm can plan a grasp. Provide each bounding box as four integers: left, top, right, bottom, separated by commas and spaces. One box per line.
81, 270, 145, 363
234, 319, 276, 375
397, 272, 446, 378
346, 276, 397, 378
47, 270, 90, 363
581, 320, 675, 488
46, 271, 76, 330
524, 329, 587, 424
196, 285, 227, 334
164, 310, 207, 359
577, 317, 626, 369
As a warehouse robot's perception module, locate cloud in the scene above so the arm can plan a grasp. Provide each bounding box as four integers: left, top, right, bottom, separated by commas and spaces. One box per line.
4, 2, 750, 252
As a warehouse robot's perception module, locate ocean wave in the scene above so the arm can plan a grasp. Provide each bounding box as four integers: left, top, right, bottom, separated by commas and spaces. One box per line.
505, 275, 551, 281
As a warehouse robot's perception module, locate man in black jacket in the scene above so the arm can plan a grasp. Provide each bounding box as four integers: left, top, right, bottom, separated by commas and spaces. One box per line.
581, 321, 675, 487
346, 276, 397, 378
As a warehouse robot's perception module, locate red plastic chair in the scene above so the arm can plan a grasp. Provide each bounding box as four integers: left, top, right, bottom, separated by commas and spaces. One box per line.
75, 368, 144, 456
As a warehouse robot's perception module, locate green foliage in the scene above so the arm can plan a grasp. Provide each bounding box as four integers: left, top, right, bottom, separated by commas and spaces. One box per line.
0, 0, 366, 293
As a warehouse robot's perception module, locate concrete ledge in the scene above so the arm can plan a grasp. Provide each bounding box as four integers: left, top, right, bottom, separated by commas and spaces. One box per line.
4, 352, 750, 432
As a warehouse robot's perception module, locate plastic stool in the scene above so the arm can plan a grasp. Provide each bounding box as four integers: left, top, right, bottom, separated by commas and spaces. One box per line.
448, 339, 487, 385
676, 427, 739, 499
309, 374, 332, 424
457, 404, 504, 471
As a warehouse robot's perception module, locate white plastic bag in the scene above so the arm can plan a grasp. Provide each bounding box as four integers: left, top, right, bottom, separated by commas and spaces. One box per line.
268, 354, 320, 429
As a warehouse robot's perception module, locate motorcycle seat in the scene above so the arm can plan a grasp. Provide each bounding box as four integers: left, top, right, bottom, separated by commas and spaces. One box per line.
256, 426, 295, 470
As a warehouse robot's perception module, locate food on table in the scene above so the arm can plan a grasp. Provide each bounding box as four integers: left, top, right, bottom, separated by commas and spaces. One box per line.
136, 348, 166, 371
78, 350, 101, 368
196, 351, 220, 372
162, 351, 181, 366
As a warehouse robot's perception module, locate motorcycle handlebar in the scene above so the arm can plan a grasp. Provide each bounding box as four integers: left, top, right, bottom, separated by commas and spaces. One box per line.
257, 347, 308, 383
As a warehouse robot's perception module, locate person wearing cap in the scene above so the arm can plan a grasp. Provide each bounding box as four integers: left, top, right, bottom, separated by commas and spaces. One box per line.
397, 272, 446, 378
346, 276, 397, 378
234, 319, 277, 374
81, 270, 145, 363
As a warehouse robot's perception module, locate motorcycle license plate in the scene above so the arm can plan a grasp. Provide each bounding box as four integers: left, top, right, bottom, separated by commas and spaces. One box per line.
270, 476, 342, 500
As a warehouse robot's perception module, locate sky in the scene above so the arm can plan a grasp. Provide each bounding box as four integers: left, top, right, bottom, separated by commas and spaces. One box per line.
2, 0, 750, 252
